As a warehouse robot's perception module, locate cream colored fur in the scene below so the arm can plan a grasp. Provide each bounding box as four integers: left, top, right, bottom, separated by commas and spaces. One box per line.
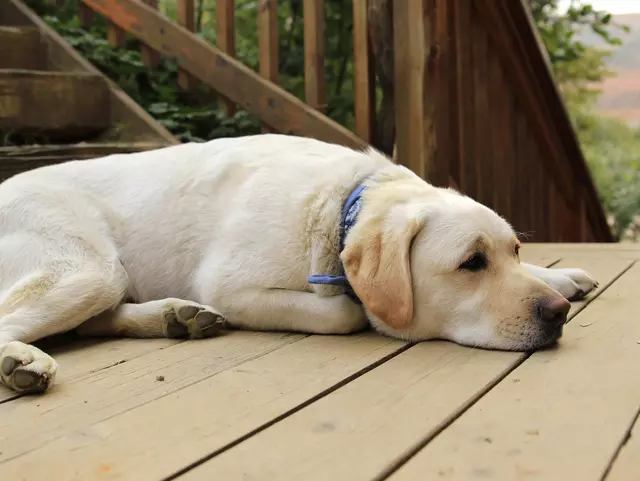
0, 134, 597, 393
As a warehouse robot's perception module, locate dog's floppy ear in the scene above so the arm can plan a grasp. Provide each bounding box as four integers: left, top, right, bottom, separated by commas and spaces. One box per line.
341, 204, 424, 330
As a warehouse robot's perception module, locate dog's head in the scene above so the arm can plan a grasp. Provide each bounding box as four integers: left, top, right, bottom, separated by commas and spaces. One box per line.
341, 170, 569, 351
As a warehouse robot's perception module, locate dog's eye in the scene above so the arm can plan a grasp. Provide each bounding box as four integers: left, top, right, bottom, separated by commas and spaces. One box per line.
459, 253, 487, 272
515, 244, 520, 257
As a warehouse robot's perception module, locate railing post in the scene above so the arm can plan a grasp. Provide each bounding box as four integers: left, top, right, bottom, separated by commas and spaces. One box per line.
303, 0, 325, 112
258, 0, 279, 132
352, 0, 375, 143
177, 0, 198, 91
140, 0, 161, 68
393, 0, 433, 180
107, 23, 126, 48
217, 0, 237, 117
78, 1, 94, 28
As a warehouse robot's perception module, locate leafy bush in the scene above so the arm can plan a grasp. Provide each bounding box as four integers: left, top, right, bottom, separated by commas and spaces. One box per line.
26, 0, 262, 142
22, 0, 640, 237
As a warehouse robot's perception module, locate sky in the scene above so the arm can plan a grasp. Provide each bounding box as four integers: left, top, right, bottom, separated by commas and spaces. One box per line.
557, 0, 640, 14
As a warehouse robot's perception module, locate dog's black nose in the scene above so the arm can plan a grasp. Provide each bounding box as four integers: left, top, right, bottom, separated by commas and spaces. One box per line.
536, 297, 571, 329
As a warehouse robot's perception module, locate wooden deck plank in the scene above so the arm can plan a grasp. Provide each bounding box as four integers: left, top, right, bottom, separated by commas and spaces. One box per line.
606, 408, 640, 481
524, 243, 640, 257
389, 261, 640, 481
170, 256, 625, 481
0, 337, 177, 402
0, 333, 401, 481
0, 332, 302, 463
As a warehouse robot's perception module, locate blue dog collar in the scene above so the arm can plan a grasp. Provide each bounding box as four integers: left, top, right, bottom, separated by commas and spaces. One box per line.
307, 183, 367, 304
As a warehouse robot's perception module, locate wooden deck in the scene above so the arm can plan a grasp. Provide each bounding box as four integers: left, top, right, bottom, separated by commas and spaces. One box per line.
1, 243, 639, 481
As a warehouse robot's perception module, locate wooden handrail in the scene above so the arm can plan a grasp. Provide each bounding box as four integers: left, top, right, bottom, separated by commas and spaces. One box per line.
476, 0, 611, 241
67, 0, 612, 242
80, 0, 365, 149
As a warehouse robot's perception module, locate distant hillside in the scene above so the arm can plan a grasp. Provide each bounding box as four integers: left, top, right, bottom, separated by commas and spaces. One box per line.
578, 13, 640, 125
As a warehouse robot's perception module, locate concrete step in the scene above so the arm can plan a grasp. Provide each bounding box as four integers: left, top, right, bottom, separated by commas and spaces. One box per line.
0, 26, 47, 69
0, 69, 110, 141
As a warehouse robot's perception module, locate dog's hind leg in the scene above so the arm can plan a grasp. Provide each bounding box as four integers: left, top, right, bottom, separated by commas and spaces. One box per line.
0, 262, 128, 394
77, 298, 226, 339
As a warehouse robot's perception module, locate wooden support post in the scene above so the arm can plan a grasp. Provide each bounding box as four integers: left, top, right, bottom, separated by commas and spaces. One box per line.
82, 0, 365, 149
352, 0, 375, 143
107, 22, 126, 48
217, 0, 237, 117
140, 0, 161, 68
78, 1, 94, 28
303, 0, 325, 112
177, 0, 198, 91
258, 0, 278, 132
393, 0, 432, 180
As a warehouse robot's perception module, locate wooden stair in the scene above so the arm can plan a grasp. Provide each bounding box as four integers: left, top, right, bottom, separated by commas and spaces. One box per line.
0, 0, 177, 181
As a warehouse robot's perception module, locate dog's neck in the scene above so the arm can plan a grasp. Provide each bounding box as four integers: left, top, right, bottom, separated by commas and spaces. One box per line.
307, 180, 368, 303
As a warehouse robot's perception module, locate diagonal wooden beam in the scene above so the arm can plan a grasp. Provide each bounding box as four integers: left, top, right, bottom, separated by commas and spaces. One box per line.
81, 0, 366, 150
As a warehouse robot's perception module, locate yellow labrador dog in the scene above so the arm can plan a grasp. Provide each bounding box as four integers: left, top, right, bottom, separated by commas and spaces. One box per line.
0, 134, 597, 394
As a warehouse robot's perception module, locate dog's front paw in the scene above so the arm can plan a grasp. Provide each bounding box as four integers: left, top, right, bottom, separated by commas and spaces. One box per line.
0, 341, 57, 394
162, 300, 226, 339
548, 268, 599, 301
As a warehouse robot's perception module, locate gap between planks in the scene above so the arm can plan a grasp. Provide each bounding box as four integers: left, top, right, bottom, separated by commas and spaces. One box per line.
388, 260, 640, 481
0, 251, 559, 480
601, 400, 640, 480
0, 337, 179, 404
173, 256, 632, 481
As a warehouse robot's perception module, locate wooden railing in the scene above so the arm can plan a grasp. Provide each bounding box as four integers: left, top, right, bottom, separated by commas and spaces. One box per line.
43, 0, 611, 242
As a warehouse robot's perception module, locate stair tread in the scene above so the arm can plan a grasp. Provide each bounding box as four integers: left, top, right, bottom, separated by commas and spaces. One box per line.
0, 69, 111, 141
0, 142, 167, 182
0, 68, 104, 77
0, 26, 46, 70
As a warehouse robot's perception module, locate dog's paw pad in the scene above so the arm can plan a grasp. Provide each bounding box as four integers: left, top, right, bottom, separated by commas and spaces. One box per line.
178, 305, 200, 321
2, 356, 18, 376
195, 311, 225, 337
163, 301, 226, 339
164, 310, 189, 338
12, 369, 50, 391
0, 342, 57, 394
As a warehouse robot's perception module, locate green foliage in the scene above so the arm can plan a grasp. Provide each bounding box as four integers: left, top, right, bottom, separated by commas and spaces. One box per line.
186, 0, 359, 129
528, 0, 626, 104
27, 0, 361, 138
22, 0, 640, 236
26, 0, 261, 142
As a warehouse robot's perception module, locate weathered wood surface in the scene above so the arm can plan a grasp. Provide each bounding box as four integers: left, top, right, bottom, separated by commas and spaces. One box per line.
0, 69, 110, 139
79, 0, 364, 150
3, 0, 177, 145
0, 245, 637, 481
0, 142, 167, 181
0, 26, 46, 69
